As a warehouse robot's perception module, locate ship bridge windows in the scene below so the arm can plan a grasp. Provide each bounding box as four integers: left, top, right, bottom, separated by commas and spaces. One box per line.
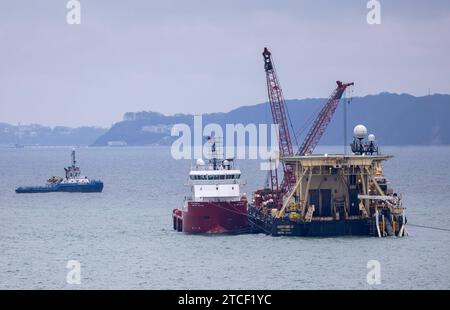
190, 174, 241, 180
226, 174, 241, 180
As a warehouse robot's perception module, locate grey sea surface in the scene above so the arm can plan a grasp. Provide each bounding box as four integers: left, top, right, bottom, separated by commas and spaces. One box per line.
0, 146, 449, 289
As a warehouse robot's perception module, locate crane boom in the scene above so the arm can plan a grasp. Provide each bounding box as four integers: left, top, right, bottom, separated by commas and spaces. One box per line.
297, 81, 354, 156
263, 48, 296, 193
263, 48, 293, 158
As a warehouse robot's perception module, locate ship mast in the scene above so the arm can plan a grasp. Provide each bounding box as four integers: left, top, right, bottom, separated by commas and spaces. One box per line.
71, 148, 77, 167
206, 136, 222, 171
65, 148, 81, 179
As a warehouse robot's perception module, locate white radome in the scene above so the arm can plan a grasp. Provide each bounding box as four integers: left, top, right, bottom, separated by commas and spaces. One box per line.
196, 158, 205, 166
354, 125, 368, 139
368, 134, 376, 142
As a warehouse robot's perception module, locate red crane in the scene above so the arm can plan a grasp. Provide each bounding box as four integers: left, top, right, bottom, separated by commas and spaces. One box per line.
297, 81, 354, 156
262, 48, 296, 194
262, 48, 353, 199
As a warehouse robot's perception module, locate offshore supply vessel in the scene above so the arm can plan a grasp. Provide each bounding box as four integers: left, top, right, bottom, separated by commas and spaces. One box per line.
172, 137, 249, 234
15, 149, 103, 193
247, 48, 406, 237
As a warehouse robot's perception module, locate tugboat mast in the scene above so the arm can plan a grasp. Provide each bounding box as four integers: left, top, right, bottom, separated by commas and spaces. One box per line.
70, 148, 77, 168
64, 148, 81, 179
71, 148, 77, 167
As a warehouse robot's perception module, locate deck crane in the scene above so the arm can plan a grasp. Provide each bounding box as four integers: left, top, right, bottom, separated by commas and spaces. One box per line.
262, 48, 296, 195
262, 48, 353, 206
296, 81, 354, 156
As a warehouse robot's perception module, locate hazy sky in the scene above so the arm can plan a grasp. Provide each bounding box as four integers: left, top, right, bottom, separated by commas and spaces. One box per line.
1, 0, 449, 127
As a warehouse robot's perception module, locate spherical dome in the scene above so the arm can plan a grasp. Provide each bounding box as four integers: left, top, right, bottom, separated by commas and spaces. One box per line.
196, 158, 205, 166
368, 134, 376, 142
223, 160, 229, 166
353, 125, 368, 139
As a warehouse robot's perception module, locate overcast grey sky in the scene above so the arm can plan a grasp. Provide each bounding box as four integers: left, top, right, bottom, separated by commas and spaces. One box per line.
1, 0, 449, 127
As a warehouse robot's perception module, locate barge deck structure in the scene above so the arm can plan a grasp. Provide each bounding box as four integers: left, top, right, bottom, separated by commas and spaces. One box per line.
249, 152, 406, 237
249, 48, 406, 237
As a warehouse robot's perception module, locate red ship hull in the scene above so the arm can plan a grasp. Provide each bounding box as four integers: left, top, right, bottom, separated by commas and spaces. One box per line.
173, 200, 249, 234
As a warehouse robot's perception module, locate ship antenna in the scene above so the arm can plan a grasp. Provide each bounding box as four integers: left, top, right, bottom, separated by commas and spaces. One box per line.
212, 141, 217, 170
71, 148, 76, 167
206, 136, 223, 170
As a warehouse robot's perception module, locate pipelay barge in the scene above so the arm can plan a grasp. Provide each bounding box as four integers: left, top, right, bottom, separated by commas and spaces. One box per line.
247, 48, 406, 238
249, 128, 406, 237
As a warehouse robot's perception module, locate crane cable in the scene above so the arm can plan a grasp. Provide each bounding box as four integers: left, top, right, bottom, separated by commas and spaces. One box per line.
212, 202, 272, 235
292, 94, 331, 149
270, 57, 299, 150
286, 104, 299, 149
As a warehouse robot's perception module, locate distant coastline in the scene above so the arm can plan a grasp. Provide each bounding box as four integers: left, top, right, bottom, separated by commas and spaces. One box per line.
2, 92, 449, 147
93, 93, 450, 147
0, 123, 107, 147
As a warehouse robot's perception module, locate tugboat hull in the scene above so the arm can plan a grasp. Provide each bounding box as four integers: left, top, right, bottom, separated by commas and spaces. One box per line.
15, 181, 103, 193
173, 201, 249, 234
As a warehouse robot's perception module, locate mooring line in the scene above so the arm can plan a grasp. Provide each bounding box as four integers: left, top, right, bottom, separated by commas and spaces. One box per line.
408, 224, 450, 232
211, 203, 271, 234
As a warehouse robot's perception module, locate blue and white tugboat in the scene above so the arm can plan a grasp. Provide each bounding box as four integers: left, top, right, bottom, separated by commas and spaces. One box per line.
15, 149, 103, 193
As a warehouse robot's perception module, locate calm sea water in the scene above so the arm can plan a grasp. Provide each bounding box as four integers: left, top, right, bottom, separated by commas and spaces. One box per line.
0, 146, 449, 289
